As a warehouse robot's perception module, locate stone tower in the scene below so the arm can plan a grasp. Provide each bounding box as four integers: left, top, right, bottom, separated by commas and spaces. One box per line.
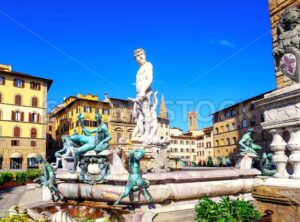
159, 94, 168, 119
188, 112, 198, 132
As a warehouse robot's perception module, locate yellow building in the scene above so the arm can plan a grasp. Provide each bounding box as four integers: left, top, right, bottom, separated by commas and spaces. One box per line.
51, 94, 111, 147
0, 64, 53, 170
212, 92, 273, 165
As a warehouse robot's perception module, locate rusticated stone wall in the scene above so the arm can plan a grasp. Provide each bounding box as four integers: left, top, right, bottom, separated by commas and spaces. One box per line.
269, 0, 300, 88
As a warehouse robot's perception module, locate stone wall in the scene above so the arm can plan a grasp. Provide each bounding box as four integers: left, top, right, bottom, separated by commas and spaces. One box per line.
269, 0, 300, 88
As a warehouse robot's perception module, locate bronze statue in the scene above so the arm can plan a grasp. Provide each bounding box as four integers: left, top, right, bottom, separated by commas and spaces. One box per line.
114, 149, 152, 205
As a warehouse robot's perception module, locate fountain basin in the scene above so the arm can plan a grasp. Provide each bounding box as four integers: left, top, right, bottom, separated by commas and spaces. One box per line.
56, 168, 263, 205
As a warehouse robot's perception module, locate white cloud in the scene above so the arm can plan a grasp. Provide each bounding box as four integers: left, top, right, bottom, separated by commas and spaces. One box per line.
209, 39, 236, 48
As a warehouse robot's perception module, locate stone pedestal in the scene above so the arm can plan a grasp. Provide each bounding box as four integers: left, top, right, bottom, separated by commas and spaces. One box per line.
235, 153, 257, 169
256, 83, 300, 179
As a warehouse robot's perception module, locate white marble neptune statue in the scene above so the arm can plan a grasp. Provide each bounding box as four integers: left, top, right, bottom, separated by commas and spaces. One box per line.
129, 48, 168, 146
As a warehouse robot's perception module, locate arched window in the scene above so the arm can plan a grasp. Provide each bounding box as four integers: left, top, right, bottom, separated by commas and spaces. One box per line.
220, 126, 224, 133
14, 127, 21, 137
15, 95, 22, 105
220, 139, 225, 146
32, 97, 38, 107
215, 127, 219, 134
31, 128, 37, 138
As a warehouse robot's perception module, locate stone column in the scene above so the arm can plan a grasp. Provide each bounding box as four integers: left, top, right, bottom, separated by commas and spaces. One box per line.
270, 129, 289, 178
287, 127, 300, 179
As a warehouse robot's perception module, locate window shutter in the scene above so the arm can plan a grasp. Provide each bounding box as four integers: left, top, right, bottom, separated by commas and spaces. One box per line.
22, 80, 25, 88
37, 114, 40, 123
38, 83, 41, 90
29, 113, 32, 122
30, 82, 33, 89
11, 111, 15, 121
21, 112, 24, 121
2, 78, 5, 85
13, 79, 16, 87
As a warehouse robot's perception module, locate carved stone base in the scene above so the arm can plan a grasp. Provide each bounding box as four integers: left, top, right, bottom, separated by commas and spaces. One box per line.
235, 153, 257, 170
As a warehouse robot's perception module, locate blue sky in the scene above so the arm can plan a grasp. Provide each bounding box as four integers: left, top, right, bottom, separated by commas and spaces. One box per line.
0, 1, 276, 131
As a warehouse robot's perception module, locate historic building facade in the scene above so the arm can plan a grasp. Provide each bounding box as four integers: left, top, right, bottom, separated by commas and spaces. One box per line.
212, 92, 273, 164
0, 64, 53, 170
196, 127, 214, 165
169, 128, 200, 163
51, 94, 111, 147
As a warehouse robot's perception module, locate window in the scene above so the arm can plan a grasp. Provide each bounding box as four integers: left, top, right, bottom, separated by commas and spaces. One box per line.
0, 110, 2, 120
232, 123, 236, 130
220, 139, 225, 146
180, 148, 184, 152
0, 93, 2, 103
0, 76, 5, 85
180, 141, 184, 145
14, 79, 24, 88
215, 127, 219, 134
226, 138, 230, 145
12, 111, 23, 121
250, 104, 255, 111
32, 97, 38, 107
28, 157, 38, 168
49, 126, 52, 131
192, 149, 195, 153
242, 119, 247, 128
11, 140, 20, 146
29, 113, 39, 123
15, 95, 22, 105
84, 106, 92, 113
102, 109, 109, 115
14, 127, 21, 137
186, 141, 189, 145
206, 142, 211, 148
231, 110, 236, 117
233, 137, 237, 144
225, 111, 230, 118
31, 128, 37, 138
10, 158, 22, 169
220, 126, 224, 133
205, 132, 211, 138
242, 106, 246, 113
226, 124, 230, 132
214, 115, 219, 122
31, 141, 36, 147
30, 82, 41, 90
216, 140, 219, 146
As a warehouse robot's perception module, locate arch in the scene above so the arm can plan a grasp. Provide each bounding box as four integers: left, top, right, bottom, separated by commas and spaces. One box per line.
10, 152, 22, 158
220, 126, 224, 133
15, 95, 22, 105
13, 126, 21, 137
220, 139, 225, 146
30, 128, 37, 138
32, 97, 38, 107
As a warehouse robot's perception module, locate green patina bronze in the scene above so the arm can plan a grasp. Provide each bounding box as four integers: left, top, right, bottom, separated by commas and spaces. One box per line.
34, 155, 62, 202
114, 149, 152, 206
71, 113, 111, 173
239, 128, 262, 155
260, 153, 276, 176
